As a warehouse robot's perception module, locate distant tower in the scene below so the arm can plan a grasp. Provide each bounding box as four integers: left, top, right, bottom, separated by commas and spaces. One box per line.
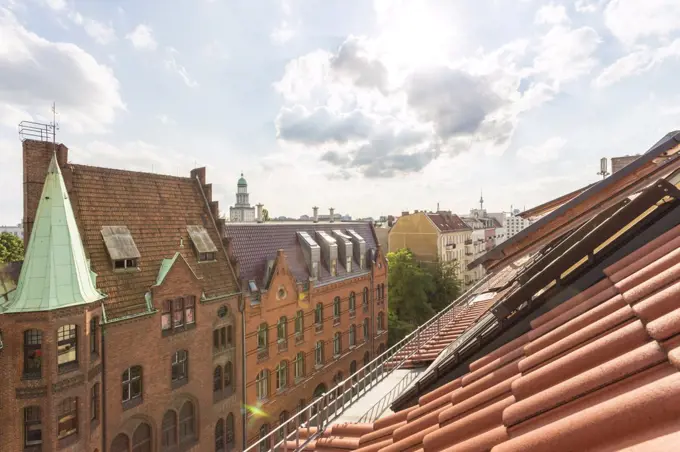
229, 172, 256, 222
479, 189, 484, 211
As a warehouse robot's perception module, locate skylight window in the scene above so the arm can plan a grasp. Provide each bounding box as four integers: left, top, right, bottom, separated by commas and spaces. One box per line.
187, 226, 218, 262
102, 226, 141, 270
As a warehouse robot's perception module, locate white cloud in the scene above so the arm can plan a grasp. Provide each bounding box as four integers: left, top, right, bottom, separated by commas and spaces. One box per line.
604, 0, 680, 46
516, 136, 566, 163
594, 39, 680, 87
575, 0, 600, 13
164, 47, 198, 88
68, 12, 116, 45
534, 4, 570, 25
0, 103, 31, 128
0, 7, 125, 133
126, 24, 157, 50
157, 114, 176, 125
44, 0, 66, 11
271, 0, 299, 45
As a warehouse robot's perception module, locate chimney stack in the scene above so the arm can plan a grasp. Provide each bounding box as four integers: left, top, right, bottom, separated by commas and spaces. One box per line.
329, 207, 335, 223
313, 206, 319, 223
256, 203, 264, 223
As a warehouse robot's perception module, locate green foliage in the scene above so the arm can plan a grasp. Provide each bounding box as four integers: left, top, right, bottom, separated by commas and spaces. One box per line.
262, 208, 270, 222
0, 232, 24, 263
386, 249, 462, 346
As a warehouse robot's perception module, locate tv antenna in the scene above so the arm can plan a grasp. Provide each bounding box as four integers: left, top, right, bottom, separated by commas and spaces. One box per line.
50, 102, 60, 153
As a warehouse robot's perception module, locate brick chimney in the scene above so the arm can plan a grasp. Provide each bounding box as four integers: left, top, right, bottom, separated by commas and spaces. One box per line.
313, 206, 319, 223
23, 139, 69, 249
256, 203, 263, 223
329, 207, 335, 223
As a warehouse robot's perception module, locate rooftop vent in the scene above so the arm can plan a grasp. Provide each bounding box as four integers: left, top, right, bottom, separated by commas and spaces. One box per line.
346, 229, 366, 270
316, 230, 338, 277
187, 225, 218, 261
332, 230, 353, 272
102, 226, 141, 270
297, 231, 320, 280
313, 206, 319, 223
329, 207, 335, 223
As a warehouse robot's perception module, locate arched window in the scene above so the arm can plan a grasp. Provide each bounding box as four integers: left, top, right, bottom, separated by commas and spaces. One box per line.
161, 410, 177, 449
215, 419, 224, 452
90, 316, 99, 355
314, 303, 323, 326
377, 312, 385, 332
132, 422, 151, 452
213, 366, 223, 393
256, 369, 269, 400
57, 324, 78, 372
277, 411, 290, 441
23, 406, 42, 448
349, 325, 356, 347
57, 397, 78, 439
277, 316, 287, 349
348, 292, 356, 316
226, 325, 233, 345
378, 343, 386, 355
224, 362, 233, 394
276, 361, 288, 391
259, 424, 271, 452
294, 352, 305, 380
179, 401, 196, 443
226, 413, 235, 448
122, 366, 143, 407
333, 297, 341, 321
111, 433, 130, 452
362, 287, 369, 311
297, 399, 307, 423
363, 318, 369, 341
23, 329, 42, 378
333, 332, 342, 357
350, 360, 357, 381
363, 351, 370, 367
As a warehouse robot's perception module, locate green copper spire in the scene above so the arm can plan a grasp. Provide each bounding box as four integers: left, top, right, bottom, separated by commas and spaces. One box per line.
1, 154, 104, 313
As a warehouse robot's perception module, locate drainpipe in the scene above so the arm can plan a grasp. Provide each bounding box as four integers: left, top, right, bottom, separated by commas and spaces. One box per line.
370, 256, 375, 359
101, 321, 108, 452
240, 294, 247, 450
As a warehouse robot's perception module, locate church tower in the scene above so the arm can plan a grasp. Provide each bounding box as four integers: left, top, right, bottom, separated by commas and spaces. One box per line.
229, 173, 256, 222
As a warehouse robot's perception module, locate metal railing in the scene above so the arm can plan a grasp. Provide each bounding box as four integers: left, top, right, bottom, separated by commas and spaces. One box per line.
244, 274, 494, 452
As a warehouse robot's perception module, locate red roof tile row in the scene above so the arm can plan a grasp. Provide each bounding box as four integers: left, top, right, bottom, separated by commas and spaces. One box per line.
289, 222, 680, 451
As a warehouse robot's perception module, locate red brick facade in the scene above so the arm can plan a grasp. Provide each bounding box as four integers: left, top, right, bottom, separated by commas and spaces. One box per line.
242, 247, 388, 446
0, 140, 243, 452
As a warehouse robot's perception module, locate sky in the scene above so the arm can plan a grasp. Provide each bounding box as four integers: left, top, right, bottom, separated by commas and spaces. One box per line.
1, 0, 680, 225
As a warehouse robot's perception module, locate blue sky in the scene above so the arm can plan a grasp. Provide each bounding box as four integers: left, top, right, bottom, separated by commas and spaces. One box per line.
1, 0, 680, 225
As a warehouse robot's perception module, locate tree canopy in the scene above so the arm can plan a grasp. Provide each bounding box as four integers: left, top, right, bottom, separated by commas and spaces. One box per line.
0, 233, 24, 264
262, 208, 270, 222
386, 249, 462, 346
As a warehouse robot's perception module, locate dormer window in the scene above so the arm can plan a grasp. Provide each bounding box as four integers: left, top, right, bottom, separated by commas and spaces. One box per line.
102, 226, 141, 271
187, 226, 218, 262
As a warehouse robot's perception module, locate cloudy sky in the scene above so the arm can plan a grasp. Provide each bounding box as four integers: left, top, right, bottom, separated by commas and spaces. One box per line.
1, 0, 679, 225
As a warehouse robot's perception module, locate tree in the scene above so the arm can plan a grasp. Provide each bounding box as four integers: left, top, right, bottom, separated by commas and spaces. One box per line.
425, 259, 462, 312
0, 232, 24, 264
262, 208, 270, 222
386, 249, 435, 345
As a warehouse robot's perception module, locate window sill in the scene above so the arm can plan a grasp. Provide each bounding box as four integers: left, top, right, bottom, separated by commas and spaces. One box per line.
122, 396, 143, 411
21, 372, 42, 381
24, 444, 42, 452
162, 322, 196, 337
314, 327, 323, 335
179, 437, 199, 451
171, 377, 188, 390
214, 388, 234, 403
349, 311, 356, 319
113, 267, 140, 274
333, 318, 340, 327
57, 433, 79, 449
58, 361, 79, 375
314, 364, 323, 370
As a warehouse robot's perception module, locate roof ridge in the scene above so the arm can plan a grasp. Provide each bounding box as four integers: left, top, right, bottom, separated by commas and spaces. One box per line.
71, 163, 193, 181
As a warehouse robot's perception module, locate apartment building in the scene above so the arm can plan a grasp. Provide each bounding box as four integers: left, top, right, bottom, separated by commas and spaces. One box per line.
223, 210, 388, 446
0, 140, 242, 452
388, 211, 477, 285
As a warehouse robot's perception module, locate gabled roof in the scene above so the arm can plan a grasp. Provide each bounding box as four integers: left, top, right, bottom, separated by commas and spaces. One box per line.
224, 222, 378, 286
64, 160, 239, 320
427, 212, 471, 233
2, 154, 105, 313
470, 131, 680, 272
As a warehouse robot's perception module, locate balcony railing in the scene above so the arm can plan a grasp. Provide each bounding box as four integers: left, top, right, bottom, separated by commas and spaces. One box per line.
244, 274, 494, 452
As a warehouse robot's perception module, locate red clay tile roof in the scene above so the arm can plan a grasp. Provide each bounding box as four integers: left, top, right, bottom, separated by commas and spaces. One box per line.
223, 222, 377, 285
289, 222, 680, 451
68, 164, 239, 320
427, 213, 471, 233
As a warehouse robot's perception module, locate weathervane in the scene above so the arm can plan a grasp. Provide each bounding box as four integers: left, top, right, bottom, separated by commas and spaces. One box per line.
49, 102, 60, 154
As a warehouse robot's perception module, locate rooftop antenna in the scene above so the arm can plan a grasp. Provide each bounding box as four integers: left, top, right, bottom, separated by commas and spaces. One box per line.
50, 102, 59, 154
479, 189, 484, 211
597, 157, 610, 180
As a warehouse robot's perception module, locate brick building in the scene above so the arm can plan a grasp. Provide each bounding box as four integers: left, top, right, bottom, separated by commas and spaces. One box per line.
223, 213, 388, 447
0, 140, 242, 451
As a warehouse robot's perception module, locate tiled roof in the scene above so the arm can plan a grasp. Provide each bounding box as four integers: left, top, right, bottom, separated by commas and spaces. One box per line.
517, 182, 597, 221
223, 222, 377, 286
427, 213, 471, 233
287, 222, 680, 451
68, 164, 239, 320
